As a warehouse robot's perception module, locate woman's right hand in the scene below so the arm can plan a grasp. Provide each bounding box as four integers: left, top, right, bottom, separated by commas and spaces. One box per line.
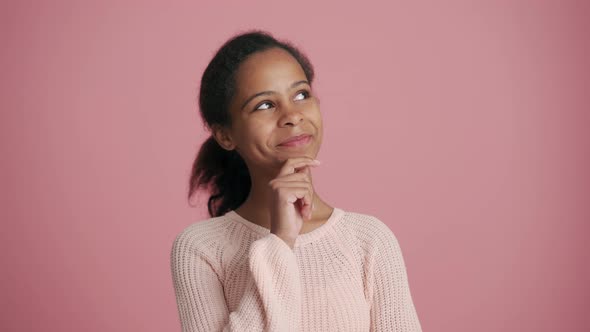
268, 157, 321, 249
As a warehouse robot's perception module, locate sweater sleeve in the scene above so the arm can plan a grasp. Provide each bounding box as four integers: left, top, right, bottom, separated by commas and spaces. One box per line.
366, 220, 422, 332
170, 231, 302, 332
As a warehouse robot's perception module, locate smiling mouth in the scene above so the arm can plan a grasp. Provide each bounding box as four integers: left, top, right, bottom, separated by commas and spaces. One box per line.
277, 134, 312, 148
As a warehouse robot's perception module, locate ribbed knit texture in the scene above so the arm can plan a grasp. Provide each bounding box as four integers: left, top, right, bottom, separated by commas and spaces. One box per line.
170, 207, 422, 331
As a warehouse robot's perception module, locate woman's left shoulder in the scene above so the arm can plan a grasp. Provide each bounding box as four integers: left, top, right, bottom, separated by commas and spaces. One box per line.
337, 209, 400, 246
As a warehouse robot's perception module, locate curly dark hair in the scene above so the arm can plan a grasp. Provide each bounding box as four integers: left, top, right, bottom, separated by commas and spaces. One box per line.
188, 29, 316, 217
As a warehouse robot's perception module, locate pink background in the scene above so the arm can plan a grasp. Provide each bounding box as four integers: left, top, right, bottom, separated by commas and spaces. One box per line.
1, 0, 588, 331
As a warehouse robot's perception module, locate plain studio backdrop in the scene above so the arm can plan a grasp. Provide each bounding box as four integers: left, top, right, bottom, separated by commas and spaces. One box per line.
1, 0, 588, 331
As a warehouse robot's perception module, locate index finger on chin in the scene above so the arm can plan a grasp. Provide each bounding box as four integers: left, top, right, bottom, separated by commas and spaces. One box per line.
278, 157, 319, 176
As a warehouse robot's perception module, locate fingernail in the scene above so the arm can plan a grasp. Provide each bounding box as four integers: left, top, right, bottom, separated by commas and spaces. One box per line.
313, 159, 321, 164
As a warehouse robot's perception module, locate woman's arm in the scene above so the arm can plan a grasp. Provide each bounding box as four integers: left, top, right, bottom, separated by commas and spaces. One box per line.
170, 232, 302, 331
366, 220, 422, 332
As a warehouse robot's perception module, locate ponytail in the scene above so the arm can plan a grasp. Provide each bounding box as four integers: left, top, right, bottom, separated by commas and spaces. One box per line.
188, 136, 251, 217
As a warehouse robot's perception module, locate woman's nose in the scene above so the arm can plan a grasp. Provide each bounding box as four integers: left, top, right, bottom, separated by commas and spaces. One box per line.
279, 103, 304, 126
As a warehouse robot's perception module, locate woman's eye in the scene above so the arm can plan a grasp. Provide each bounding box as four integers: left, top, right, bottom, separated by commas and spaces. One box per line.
255, 102, 273, 111
294, 91, 310, 101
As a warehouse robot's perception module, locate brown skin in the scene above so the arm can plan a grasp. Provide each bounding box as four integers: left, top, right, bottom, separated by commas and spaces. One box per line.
211, 47, 334, 249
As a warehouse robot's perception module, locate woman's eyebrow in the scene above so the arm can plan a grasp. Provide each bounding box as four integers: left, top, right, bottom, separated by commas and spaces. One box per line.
240, 80, 309, 110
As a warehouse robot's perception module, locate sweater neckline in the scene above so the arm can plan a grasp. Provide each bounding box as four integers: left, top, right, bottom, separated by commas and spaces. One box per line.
224, 207, 345, 248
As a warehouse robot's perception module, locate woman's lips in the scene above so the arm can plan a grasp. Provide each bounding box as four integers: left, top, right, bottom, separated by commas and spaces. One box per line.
277, 134, 312, 148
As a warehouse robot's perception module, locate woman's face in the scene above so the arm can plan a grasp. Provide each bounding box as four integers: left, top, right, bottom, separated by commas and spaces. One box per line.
223, 47, 323, 173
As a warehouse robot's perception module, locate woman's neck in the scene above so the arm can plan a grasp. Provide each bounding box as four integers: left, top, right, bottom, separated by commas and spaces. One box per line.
234, 192, 332, 229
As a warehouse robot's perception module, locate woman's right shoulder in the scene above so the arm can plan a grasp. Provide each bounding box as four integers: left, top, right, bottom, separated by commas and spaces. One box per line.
171, 215, 232, 255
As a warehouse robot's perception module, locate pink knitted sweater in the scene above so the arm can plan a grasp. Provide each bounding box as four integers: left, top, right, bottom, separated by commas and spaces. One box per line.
170, 207, 422, 331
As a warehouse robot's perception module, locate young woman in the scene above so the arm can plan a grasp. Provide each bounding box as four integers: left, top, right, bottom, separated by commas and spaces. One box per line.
170, 30, 422, 331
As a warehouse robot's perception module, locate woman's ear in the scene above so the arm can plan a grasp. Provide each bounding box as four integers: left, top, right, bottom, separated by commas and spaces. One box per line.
211, 124, 235, 151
